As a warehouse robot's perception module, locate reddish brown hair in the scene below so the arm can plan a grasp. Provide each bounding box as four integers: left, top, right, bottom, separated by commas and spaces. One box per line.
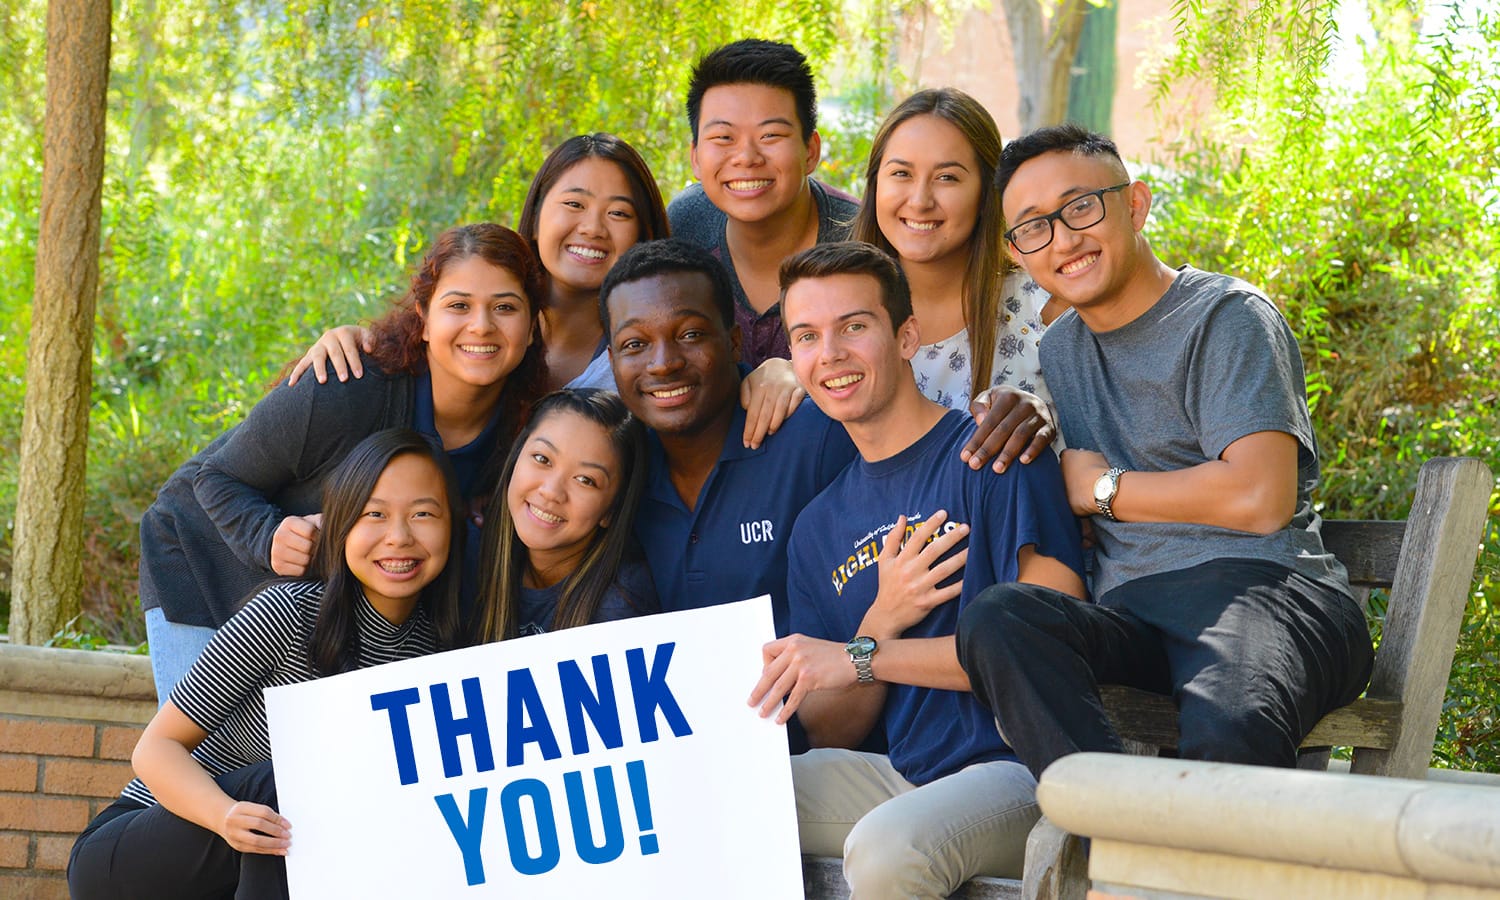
369, 223, 549, 485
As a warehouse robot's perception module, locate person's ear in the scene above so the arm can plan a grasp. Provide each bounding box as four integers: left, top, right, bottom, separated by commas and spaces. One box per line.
897, 314, 921, 361
803, 130, 823, 176
729, 323, 744, 363
1128, 180, 1153, 231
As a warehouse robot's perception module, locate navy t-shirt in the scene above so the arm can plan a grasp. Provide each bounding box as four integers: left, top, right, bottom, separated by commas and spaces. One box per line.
633, 397, 856, 637
516, 557, 659, 636
788, 410, 1085, 785
412, 370, 508, 622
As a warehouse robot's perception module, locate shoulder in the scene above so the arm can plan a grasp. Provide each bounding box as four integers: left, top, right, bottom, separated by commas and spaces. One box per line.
666, 183, 724, 245
812, 178, 859, 209
811, 179, 861, 231
762, 399, 857, 467
234, 580, 324, 628
607, 557, 661, 618
766, 397, 838, 444
254, 355, 407, 420
1175, 269, 1295, 343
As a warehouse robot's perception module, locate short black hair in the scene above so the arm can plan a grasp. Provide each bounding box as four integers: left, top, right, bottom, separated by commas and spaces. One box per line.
599, 238, 736, 334
685, 39, 817, 143
778, 241, 913, 333
995, 124, 1125, 202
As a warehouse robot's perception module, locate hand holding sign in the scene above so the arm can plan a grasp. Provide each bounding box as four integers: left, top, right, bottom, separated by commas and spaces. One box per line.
266, 597, 801, 899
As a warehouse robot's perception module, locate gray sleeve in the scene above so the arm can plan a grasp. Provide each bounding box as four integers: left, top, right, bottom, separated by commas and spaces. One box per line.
192, 373, 380, 571
1187, 293, 1316, 461
666, 184, 724, 250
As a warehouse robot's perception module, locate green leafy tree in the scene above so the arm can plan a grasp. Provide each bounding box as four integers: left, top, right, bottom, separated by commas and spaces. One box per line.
1146, 0, 1500, 771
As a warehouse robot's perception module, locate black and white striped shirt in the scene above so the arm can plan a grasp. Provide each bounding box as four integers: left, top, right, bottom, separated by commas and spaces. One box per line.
121, 580, 436, 808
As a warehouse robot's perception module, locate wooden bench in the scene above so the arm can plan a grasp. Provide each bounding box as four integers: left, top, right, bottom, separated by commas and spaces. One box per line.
805, 456, 1494, 900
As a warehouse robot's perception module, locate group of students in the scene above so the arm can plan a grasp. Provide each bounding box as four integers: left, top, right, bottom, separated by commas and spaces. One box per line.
69, 36, 1376, 900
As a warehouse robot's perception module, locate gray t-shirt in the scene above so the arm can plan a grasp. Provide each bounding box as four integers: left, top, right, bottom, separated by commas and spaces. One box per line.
1039, 266, 1349, 598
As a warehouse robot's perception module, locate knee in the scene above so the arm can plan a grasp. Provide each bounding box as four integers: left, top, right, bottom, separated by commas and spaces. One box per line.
235, 759, 281, 807
957, 584, 1030, 660
843, 813, 948, 900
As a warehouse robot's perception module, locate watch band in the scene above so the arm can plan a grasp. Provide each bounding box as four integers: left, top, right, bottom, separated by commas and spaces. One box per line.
1096, 466, 1127, 521
846, 636, 878, 684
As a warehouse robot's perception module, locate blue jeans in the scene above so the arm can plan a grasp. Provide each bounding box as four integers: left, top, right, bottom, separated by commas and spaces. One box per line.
144, 607, 216, 705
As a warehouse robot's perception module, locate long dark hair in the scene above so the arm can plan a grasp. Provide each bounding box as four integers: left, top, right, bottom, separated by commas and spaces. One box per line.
472, 389, 648, 642
851, 89, 1009, 400
309, 429, 465, 674
517, 133, 670, 251
366, 222, 548, 497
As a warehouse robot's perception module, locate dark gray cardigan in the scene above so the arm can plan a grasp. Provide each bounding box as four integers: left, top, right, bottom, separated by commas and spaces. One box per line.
138, 360, 415, 628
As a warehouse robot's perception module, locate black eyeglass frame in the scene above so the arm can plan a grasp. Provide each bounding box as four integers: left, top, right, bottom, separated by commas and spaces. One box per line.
1004, 181, 1132, 254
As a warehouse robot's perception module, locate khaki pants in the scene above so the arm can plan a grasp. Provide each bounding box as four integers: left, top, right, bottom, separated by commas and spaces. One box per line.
792, 748, 1039, 899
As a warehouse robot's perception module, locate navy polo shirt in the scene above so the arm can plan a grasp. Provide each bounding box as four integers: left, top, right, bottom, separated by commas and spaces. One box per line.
633, 397, 856, 637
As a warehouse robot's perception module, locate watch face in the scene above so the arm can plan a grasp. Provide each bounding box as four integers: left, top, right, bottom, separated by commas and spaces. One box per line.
846, 636, 877, 656
1093, 474, 1114, 502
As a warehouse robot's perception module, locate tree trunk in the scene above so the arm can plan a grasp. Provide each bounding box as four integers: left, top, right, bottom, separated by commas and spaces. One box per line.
11, 0, 112, 645
1067, 0, 1118, 133
1003, 0, 1092, 133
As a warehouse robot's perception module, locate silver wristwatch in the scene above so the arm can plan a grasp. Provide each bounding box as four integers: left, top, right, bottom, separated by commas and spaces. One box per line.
1093, 466, 1127, 521
845, 635, 878, 684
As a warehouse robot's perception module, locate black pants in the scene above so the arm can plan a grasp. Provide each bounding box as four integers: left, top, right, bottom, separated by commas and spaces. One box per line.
955, 559, 1374, 779
68, 760, 288, 900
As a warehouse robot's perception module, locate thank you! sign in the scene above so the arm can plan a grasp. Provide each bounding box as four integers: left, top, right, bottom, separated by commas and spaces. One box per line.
266, 596, 802, 897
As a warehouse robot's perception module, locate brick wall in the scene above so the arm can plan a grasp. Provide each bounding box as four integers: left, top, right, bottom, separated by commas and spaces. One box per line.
0, 644, 154, 899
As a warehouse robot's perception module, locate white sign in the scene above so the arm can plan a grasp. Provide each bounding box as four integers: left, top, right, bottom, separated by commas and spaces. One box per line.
266, 596, 802, 898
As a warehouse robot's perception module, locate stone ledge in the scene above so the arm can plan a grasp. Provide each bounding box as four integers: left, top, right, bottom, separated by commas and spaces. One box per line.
0, 645, 155, 725
1039, 753, 1500, 891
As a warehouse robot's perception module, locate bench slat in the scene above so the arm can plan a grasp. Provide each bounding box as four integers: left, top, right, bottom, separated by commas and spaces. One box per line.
1101, 685, 1404, 751
803, 857, 1020, 900
1321, 519, 1405, 587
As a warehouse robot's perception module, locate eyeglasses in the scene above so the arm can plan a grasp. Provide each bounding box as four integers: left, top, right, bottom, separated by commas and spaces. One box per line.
1004, 182, 1132, 254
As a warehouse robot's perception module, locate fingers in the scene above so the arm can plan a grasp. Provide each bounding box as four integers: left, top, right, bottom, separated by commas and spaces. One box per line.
750, 639, 798, 717
926, 545, 969, 586
748, 636, 846, 722
337, 328, 367, 378
766, 385, 804, 437
322, 334, 350, 382
223, 801, 291, 855
286, 355, 314, 387
962, 389, 1019, 469
974, 403, 1035, 473
741, 385, 775, 450
270, 515, 322, 577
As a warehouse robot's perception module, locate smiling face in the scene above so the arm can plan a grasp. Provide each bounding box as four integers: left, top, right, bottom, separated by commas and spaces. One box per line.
1001, 149, 1151, 320
606, 270, 742, 439
345, 452, 452, 623
505, 408, 622, 585
422, 255, 534, 396
690, 82, 821, 225
874, 114, 983, 269
784, 272, 920, 430
534, 157, 643, 296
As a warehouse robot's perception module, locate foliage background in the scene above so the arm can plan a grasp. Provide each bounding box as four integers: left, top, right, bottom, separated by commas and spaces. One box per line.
1, 0, 1495, 770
